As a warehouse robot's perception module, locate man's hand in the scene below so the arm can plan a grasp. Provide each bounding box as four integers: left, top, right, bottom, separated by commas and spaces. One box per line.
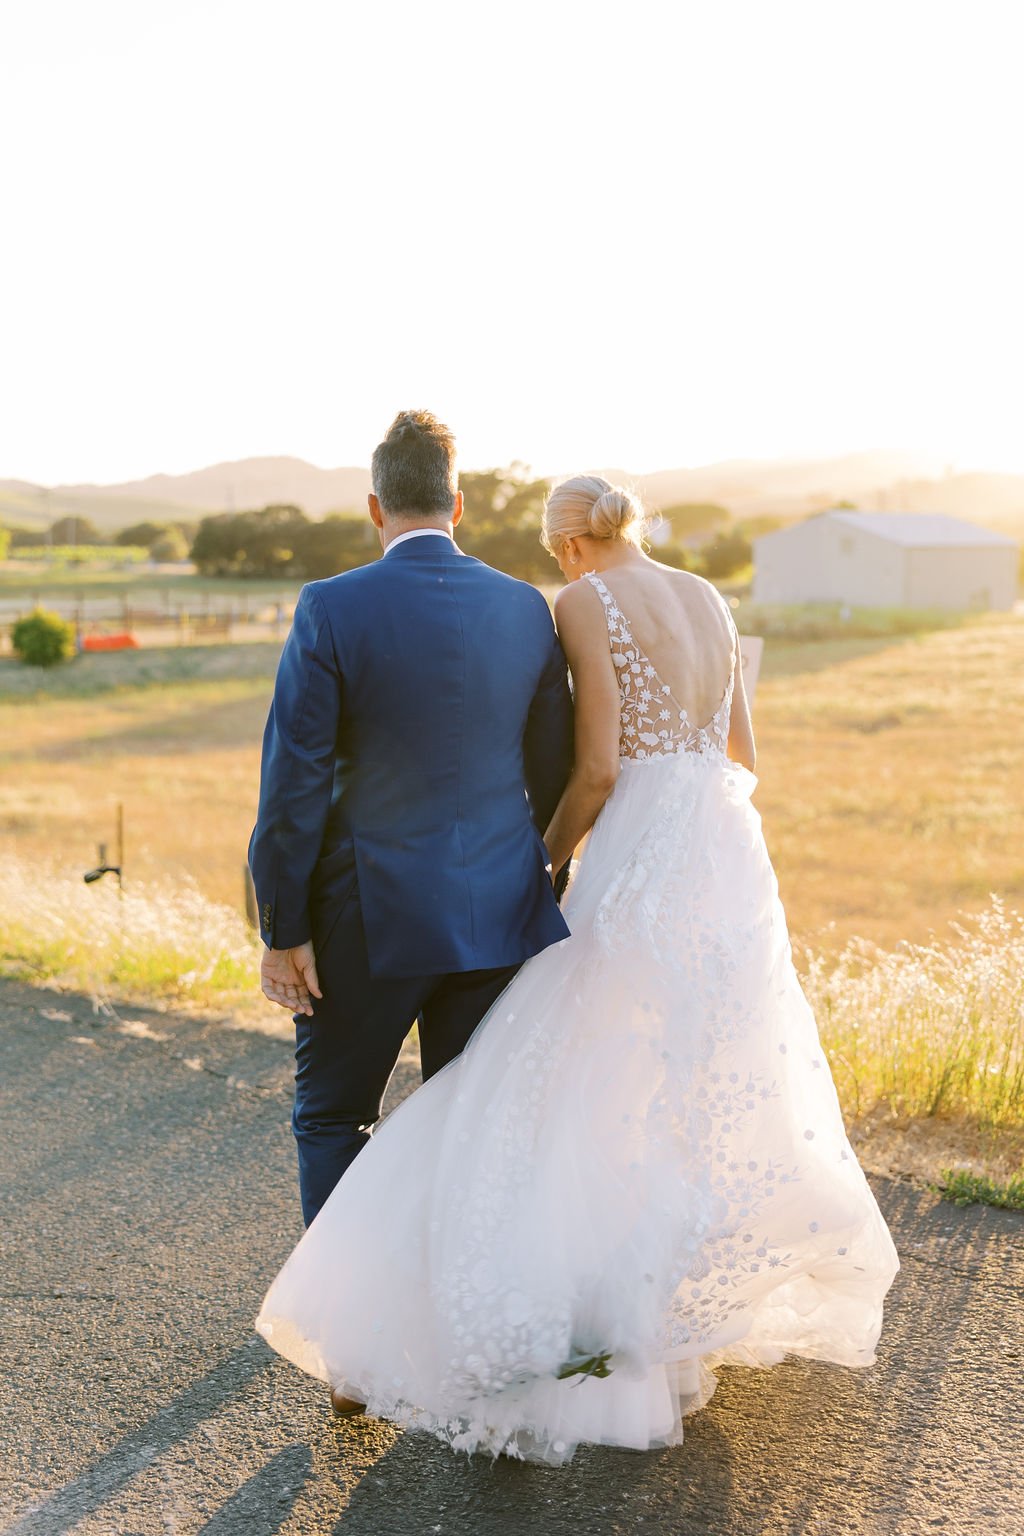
261, 941, 322, 1016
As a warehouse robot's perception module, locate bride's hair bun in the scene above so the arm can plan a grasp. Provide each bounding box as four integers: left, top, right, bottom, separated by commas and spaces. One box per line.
541, 474, 648, 554
588, 487, 642, 541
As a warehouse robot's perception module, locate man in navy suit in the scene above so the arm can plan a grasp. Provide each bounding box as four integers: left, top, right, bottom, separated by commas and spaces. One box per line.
249, 410, 574, 1230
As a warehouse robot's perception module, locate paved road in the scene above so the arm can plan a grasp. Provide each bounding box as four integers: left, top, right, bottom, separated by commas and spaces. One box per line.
1, 979, 1022, 1536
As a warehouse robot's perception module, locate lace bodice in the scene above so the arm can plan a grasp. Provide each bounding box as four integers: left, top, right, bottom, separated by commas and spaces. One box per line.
584, 571, 736, 762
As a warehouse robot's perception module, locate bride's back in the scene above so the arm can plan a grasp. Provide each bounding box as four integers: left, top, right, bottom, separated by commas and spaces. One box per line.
591, 560, 736, 732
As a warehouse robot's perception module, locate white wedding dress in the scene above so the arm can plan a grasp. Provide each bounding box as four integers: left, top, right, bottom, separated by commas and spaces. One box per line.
257, 572, 899, 1463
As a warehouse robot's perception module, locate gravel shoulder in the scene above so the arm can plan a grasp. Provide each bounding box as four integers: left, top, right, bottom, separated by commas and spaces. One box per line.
1, 980, 1022, 1536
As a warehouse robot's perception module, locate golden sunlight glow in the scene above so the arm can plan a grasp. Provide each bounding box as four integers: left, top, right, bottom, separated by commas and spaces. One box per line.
1, 0, 1021, 483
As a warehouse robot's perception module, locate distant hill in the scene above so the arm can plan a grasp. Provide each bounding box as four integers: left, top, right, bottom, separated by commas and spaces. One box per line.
0, 456, 373, 534
0, 482, 209, 535
628, 452, 939, 515
2, 451, 1022, 540
621, 453, 1024, 538
58, 456, 373, 519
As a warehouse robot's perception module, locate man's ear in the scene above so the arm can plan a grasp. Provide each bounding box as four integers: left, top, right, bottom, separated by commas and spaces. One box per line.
451, 490, 464, 530
368, 493, 384, 531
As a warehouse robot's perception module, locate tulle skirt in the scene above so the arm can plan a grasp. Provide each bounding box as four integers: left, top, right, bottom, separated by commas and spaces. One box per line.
257, 751, 899, 1463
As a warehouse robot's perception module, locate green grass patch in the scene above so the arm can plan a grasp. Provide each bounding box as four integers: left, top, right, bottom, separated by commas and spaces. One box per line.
0, 640, 283, 700
936, 1169, 1024, 1210
0, 566, 302, 598
7, 545, 150, 563
733, 601, 969, 641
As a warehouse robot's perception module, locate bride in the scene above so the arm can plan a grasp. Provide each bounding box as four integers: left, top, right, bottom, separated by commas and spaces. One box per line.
256, 475, 900, 1463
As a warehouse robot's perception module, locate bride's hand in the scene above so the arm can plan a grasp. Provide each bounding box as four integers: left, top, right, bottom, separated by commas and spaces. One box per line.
261, 941, 322, 1015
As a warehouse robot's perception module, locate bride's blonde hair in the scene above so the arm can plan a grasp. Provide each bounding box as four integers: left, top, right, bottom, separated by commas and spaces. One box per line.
542, 475, 647, 554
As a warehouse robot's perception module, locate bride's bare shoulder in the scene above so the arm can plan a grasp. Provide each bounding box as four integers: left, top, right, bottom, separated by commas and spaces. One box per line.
553, 576, 602, 618
552, 577, 609, 645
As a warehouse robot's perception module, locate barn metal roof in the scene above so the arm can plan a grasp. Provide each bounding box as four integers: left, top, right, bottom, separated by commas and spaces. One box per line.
827, 510, 1015, 548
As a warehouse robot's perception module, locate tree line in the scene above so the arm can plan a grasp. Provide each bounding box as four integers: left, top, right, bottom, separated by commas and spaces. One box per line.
186, 474, 753, 582
2, 469, 754, 583
4, 515, 196, 562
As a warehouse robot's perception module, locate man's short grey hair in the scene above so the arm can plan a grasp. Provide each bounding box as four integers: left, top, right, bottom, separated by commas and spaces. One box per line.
371, 410, 458, 518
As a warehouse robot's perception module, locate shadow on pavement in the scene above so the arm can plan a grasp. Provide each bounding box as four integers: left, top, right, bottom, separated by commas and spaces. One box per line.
198, 1444, 313, 1535
328, 1427, 736, 1536
4, 1339, 276, 1536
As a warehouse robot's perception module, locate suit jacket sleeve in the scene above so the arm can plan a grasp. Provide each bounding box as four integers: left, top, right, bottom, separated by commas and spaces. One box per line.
248, 585, 341, 949
523, 606, 574, 888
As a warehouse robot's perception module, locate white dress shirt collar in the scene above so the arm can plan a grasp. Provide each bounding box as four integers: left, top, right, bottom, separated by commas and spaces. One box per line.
384, 527, 454, 556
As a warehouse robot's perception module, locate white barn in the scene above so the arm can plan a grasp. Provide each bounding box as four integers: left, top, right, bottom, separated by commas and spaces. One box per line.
752, 510, 1018, 611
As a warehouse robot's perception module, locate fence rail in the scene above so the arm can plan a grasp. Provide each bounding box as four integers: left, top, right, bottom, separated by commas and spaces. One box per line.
0, 592, 298, 655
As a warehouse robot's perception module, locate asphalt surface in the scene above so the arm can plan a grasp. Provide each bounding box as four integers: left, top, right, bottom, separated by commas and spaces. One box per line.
1, 978, 1022, 1536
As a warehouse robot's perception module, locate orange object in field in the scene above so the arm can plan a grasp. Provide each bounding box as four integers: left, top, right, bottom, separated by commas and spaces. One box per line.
81, 633, 139, 652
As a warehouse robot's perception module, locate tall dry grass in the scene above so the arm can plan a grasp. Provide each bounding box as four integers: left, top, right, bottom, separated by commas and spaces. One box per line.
1, 858, 258, 1005
2, 851, 1020, 1141
805, 897, 1024, 1128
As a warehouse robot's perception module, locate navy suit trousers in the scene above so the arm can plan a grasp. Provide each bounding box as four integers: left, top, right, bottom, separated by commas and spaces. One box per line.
293, 888, 519, 1226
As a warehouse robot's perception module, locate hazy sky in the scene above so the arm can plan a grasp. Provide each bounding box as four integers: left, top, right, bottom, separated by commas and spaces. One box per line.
2, 0, 1022, 485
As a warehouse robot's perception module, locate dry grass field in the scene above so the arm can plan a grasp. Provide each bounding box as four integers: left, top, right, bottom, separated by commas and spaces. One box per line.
1, 612, 1022, 1190
754, 613, 1024, 952
2, 614, 1020, 951
0, 668, 272, 910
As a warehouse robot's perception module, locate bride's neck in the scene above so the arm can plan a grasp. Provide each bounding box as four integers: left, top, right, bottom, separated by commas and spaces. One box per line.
580, 542, 648, 575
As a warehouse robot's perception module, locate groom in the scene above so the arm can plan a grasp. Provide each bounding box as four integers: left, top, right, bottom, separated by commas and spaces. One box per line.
249, 410, 574, 1229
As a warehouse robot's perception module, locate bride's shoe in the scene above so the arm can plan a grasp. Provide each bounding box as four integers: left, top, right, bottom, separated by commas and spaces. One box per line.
330, 1386, 366, 1416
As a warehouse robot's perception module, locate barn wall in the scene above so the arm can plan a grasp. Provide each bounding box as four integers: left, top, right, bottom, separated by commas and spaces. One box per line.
903, 546, 1018, 610
753, 515, 1019, 609
752, 517, 904, 604
752, 518, 831, 602
827, 524, 904, 605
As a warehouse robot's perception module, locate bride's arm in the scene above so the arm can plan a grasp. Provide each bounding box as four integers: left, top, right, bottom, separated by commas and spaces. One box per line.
542, 581, 622, 875
727, 637, 757, 772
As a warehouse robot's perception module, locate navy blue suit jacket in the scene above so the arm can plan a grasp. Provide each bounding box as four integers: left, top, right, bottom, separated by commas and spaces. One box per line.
248, 535, 574, 978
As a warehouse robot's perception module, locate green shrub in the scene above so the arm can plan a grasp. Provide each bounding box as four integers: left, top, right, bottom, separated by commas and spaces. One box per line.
11, 608, 76, 667
149, 527, 190, 562
116, 520, 169, 548
49, 514, 100, 545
